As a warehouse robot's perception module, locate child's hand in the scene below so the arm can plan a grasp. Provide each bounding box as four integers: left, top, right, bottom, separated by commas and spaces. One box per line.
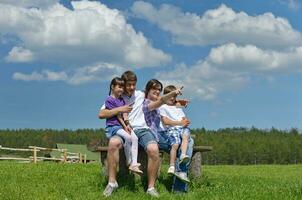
174, 86, 183, 96
118, 105, 133, 113
124, 125, 132, 134
180, 118, 190, 127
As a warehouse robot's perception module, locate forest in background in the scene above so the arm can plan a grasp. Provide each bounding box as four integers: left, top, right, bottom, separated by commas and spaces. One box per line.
0, 127, 301, 165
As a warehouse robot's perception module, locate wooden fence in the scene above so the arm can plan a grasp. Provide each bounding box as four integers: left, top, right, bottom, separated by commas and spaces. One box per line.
0, 145, 86, 164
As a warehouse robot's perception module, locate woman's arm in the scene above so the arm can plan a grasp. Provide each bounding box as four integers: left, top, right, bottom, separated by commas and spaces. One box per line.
148, 89, 182, 111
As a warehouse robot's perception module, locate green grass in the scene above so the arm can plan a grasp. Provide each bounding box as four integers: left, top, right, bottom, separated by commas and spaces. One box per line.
0, 162, 301, 200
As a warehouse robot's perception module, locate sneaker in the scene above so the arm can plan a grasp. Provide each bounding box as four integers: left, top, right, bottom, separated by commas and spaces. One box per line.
146, 187, 160, 198
103, 183, 118, 197
167, 165, 175, 175
174, 172, 190, 183
129, 164, 143, 175
179, 154, 190, 165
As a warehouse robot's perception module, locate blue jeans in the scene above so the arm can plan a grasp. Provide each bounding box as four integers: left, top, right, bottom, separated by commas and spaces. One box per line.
158, 131, 194, 192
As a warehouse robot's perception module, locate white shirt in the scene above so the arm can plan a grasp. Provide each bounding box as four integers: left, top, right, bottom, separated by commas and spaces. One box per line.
100, 90, 149, 130
159, 104, 186, 129
122, 90, 149, 130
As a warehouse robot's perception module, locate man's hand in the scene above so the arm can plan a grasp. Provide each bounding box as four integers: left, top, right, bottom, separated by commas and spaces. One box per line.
118, 105, 132, 113
175, 99, 190, 107
180, 118, 190, 127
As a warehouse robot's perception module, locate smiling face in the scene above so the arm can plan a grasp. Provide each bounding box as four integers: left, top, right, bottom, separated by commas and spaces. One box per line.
124, 80, 136, 96
147, 86, 162, 101
111, 84, 124, 98
145, 79, 163, 101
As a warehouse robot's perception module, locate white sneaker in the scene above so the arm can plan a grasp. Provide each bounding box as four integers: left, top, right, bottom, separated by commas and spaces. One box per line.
103, 182, 118, 197
146, 187, 160, 198
174, 172, 190, 183
179, 154, 190, 164
167, 165, 175, 175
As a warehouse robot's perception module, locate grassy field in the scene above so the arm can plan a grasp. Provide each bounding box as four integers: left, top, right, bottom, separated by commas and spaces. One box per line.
0, 162, 301, 200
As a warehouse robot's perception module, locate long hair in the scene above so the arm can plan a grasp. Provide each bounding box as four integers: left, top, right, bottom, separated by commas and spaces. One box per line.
144, 79, 163, 98
109, 77, 124, 95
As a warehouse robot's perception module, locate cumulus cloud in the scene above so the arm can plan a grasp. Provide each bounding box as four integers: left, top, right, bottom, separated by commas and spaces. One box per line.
13, 62, 122, 85
156, 62, 249, 100
131, 1, 302, 48
13, 70, 67, 81
0, 0, 59, 8
156, 43, 302, 100
5, 46, 34, 62
208, 43, 302, 73
0, 1, 170, 67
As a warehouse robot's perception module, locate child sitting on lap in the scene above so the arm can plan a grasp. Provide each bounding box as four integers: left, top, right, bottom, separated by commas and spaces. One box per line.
104, 77, 142, 175
159, 85, 191, 175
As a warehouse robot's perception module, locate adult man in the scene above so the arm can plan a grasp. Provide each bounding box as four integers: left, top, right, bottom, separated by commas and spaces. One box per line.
99, 71, 193, 197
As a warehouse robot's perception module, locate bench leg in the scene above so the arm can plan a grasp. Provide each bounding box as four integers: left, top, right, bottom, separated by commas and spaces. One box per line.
189, 152, 202, 178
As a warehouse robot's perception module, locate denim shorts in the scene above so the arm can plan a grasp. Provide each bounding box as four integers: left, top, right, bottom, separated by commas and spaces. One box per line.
105, 125, 123, 139
134, 128, 157, 150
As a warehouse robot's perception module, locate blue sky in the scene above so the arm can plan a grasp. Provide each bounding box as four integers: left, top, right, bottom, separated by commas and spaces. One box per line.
0, 0, 301, 130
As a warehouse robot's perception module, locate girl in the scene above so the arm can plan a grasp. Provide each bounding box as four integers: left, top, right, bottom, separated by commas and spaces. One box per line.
105, 77, 142, 174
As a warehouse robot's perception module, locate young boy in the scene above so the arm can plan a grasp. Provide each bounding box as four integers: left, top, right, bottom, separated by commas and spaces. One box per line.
159, 85, 191, 176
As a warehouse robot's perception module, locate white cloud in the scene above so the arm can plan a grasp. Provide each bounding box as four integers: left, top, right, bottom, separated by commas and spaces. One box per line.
279, 0, 301, 11
208, 43, 302, 73
131, 2, 302, 48
156, 43, 302, 100
5, 46, 34, 62
0, 0, 59, 8
13, 62, 122, 85
156, 62, 249, 100
0, 1, 171, 68
13, 70, 67, 81
66, 62, 123, 85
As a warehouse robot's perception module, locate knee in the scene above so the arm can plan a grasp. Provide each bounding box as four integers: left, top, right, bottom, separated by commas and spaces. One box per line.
146, 143, 159, 159
108, 138, 122, 152
171, 144, 179, 150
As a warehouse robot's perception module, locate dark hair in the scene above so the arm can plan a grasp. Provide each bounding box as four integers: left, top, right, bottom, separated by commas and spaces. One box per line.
109, 77, 124, 95
121, 71, 137, 83
144, 79, 163, 98
163, 85, 177, 95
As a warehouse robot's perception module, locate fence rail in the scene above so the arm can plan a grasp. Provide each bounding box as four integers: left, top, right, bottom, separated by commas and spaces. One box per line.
0, 145, 86, 164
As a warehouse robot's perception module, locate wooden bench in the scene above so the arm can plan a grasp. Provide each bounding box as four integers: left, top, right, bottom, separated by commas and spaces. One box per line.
95, 145, 212, 178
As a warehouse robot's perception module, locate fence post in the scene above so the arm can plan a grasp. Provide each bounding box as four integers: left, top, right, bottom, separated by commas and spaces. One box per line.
79, 153, 83, 163
33, 146, 37, 164
63, 150, 67, 163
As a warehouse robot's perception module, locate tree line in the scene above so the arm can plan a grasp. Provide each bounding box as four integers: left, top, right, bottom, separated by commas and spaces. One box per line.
0, 127, 301, 164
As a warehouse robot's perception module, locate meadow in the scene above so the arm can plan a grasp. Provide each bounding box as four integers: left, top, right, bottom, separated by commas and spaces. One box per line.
0, 162, 301, 200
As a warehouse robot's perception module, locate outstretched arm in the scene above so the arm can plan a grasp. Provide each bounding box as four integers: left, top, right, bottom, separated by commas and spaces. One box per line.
148, 88, 182, 111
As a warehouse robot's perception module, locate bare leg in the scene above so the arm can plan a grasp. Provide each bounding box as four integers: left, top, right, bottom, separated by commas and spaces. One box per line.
180, 134, 189, 155
107, 137, 122, 183
170, 144, 179, 166
146, 143, 160, 189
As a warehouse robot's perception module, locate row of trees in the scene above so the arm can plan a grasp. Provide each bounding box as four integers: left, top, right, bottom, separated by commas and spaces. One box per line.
0, 127, 301, 164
